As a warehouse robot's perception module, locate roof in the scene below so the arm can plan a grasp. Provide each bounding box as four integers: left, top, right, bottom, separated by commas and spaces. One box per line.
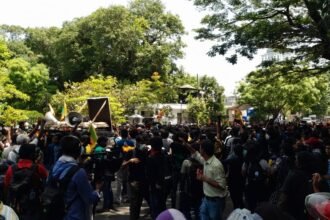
150, 103, 188, 110
178, 84, 197, 90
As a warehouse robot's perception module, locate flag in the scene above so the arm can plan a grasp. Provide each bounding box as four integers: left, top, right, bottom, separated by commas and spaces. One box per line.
60, 101, 67, 121
88, 123, 98, 151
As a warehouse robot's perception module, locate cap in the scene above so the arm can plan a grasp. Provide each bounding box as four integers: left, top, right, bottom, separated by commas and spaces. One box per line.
156, 209, 186, 220
306, 192, 330, 219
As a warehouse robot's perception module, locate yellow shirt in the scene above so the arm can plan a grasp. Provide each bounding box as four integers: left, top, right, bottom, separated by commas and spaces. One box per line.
192, 152, 228, 198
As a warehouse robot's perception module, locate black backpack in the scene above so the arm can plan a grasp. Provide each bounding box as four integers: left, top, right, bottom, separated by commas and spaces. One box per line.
246, 161, 267, 185
9, 164, 41, 214
40, 165, 80, 220
162, 151, 173, 183
187, 158, 203, 198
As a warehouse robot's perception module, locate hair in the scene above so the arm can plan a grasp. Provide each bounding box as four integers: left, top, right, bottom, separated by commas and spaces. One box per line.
19, 144, 37, 160
120, 129, 129, 138
60, 135, 81, 159
160, 129, 169, 139
16, 134, 30, 145
150, 136, 163, 151
200, 140, 214, 156
97, 136, 108, 147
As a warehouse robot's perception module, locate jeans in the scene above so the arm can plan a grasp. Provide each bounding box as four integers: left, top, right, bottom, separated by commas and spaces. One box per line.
200, 197, 224, 220
149, 188, 166, 219
129, 181, 150, 220
102, 176, 113, 209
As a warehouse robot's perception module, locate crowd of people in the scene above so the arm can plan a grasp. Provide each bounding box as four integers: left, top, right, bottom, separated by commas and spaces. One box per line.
0, 120, 330, 220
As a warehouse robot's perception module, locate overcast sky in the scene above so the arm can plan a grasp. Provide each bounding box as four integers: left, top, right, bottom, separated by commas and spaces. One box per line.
0, 0, 263, 95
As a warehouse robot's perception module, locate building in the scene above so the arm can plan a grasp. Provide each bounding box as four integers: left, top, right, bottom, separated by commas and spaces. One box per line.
138, 103, 189, 125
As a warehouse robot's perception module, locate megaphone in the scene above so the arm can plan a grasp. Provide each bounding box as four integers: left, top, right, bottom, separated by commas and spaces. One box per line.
45, 111, 60, 124
66, 112, 83, 126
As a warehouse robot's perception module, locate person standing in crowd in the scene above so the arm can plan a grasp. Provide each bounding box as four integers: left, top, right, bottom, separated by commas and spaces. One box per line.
44, 133, 61, 170
93, 136, 114, 213
5, 143, 48, 220
242, 142, 270, 212
7, 134, 30, 163
179, 142, 203, 220
182, 138, 228, 220
114, 128, 135, 204
146, 136, 167, 219
0, 127, 11, 158
49, 135, 101, 220
123, 135, 149, 220
170, 132, 189, 208
161, 129, 173, 153
277, 151, 315, 220
223, 144, 245, 209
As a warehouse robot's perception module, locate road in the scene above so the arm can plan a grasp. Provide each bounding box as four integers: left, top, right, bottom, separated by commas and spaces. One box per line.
95, 197, 234, 220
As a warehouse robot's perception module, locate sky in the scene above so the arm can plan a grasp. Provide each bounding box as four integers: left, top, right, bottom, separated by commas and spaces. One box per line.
0, 0, 263, 96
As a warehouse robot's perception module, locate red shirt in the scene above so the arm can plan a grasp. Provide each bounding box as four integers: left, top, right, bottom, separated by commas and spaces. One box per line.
4, 159, 48, 189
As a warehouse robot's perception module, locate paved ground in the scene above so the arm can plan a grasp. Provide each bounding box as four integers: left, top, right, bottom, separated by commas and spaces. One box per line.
95, 197, 234, 220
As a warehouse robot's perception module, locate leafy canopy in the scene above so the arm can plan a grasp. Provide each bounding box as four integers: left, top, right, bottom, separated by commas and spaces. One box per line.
237, 65, 329, 119
193, 0, 330, 73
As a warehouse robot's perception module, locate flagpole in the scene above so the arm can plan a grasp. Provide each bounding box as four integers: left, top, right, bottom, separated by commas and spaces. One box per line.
91, 100, 107, 123
78, 101, 87, 113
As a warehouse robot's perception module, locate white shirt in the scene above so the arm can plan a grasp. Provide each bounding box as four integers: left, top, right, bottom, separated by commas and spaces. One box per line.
192, 151, 228, 198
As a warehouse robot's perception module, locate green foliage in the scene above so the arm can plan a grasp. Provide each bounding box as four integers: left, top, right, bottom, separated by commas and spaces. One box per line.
237, 65, 330, 119
0, 106, 43, 126
0, 37, 11, 66
199, 75, 225, 120
6, 57, 51, 111
193, 0, 330, 73
18, 0, 185, 85
120, 79, 158, 114
51, 75, 125, 124
0, 39, 46, 126
187, 96, 209, 125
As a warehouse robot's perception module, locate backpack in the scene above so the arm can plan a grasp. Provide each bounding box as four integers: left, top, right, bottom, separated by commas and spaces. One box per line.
187, 158, 203, 198
246, 161, 267, 185
40, 165, 80, 220
162, 150, 173, 183
9, 164, 41, 214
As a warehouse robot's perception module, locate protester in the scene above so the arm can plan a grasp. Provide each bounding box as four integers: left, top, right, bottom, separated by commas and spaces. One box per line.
5, 143, 48, 220
114, 128, 135, 204
179, 142, 203, 220
277, 151, 315, 219
123, 135, 150, 220
183, 138, 228, 220
146, 136, 167, 219
49, 135, 101, 220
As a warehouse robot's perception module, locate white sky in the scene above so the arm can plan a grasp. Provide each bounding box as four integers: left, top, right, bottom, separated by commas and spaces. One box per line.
0, 0, 263, 95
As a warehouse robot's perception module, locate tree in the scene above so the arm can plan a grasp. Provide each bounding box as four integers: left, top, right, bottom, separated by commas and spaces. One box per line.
0, 38, 43, 125
6, 57, 51, 111
187, 96, 209, 125
15, 0, 185, 85
237, 65, 329, 120
119, 79, 158, 115
193, 0, 330, 74
199, 75, 225, 121
50, 75, 125, 125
